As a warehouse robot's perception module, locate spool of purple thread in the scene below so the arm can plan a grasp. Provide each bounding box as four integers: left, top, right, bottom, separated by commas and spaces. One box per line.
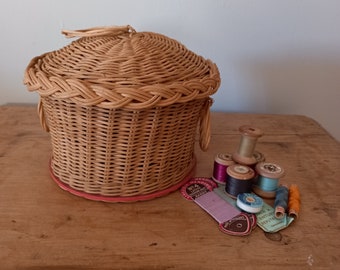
212, 153, 235, 184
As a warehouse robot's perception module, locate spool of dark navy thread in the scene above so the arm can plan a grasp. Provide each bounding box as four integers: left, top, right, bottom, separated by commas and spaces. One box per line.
212, 153, 235, 184
253, 162, 285, 199
226, 164, 255, 198
274, 185, 289, 219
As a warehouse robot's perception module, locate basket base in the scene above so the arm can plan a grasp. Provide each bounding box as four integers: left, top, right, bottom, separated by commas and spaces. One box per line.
49, 157, 196, 202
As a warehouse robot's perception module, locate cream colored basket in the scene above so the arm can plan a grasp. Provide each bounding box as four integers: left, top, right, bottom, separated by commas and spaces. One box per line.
24, 25, 220, 202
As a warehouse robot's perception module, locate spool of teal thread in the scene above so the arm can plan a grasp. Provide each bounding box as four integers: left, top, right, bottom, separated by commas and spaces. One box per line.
253, 162, 285, 199
257, 176, 279, 191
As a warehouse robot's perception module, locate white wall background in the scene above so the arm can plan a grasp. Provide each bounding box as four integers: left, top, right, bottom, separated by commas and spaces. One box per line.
1, 0, 339, 140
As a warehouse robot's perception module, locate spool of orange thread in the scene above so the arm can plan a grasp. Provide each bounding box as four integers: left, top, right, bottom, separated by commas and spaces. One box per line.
288, 184, 300, 219
232, 125, 263, 166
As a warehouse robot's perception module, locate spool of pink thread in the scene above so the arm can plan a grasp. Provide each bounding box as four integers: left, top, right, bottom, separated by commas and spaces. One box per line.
212, 153, 235, 184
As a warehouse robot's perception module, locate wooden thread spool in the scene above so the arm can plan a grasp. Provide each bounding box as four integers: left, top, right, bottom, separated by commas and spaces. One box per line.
212, 153, 235, 184
253, 151, 265, 164
225, 164, 255, 198
274, 185, 289, 219
288, 184, 301, 219
251, 151, 265, 179
232, 125, 263, 165
253, 162, 285, 199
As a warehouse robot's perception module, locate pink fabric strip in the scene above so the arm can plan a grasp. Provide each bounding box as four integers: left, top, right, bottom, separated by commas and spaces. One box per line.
194, 191, 241, 223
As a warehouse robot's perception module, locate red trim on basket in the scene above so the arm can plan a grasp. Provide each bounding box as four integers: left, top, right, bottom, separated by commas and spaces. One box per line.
49, 157, 196, 202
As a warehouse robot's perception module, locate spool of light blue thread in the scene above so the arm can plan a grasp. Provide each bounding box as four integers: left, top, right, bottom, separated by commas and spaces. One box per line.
257, 176, 279, 191
253, 162, 285, 199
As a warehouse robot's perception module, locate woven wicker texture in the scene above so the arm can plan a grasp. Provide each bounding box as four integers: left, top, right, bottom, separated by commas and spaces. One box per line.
24, 25, 220, 200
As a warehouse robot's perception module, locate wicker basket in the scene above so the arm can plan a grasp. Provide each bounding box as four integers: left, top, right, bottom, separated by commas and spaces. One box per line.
24, 25, 220, 202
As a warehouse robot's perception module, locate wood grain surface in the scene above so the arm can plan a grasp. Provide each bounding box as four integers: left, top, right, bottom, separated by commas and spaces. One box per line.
0, 105, 339, 270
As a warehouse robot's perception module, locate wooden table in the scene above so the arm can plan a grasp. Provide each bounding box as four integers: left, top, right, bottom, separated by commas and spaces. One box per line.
1, 105, 339, 270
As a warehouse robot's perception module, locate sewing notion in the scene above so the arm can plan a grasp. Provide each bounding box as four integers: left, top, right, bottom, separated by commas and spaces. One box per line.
180, 125, 301, 236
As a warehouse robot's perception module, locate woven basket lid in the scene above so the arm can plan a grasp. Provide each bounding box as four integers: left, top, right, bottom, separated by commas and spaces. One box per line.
24, 25, 220, 109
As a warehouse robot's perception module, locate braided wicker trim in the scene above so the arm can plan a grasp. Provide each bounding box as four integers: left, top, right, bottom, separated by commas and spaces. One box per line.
24, 27, 220, 109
